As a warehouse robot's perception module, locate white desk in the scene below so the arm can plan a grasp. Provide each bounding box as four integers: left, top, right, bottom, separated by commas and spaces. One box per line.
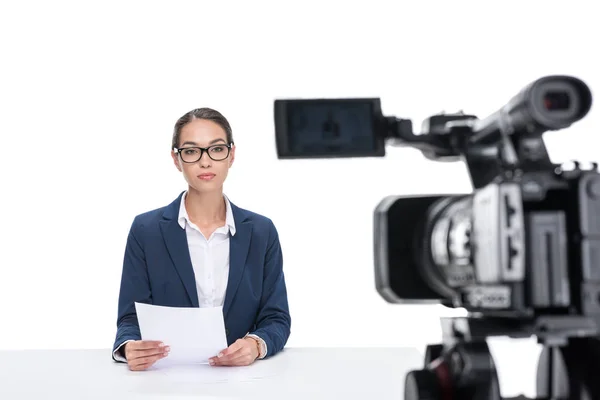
0, 347, 423, 399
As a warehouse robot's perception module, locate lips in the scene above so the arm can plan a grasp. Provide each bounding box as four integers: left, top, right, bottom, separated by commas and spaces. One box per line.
198, 173, 215, 181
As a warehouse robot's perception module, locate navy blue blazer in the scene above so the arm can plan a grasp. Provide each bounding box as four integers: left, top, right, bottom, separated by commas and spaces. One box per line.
112, 191, 291, 359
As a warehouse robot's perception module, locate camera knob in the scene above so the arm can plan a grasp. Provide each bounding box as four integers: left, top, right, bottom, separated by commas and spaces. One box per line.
404, 369, 443, 400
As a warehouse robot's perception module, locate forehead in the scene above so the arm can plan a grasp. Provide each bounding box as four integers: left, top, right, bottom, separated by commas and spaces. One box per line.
179, 119, 227, 145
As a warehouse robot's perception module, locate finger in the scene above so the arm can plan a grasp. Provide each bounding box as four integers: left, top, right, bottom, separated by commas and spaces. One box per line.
130, 353, 166, 366
208, 339, 248, 365
211, 347, 243, 364
211, 346, 252, 365
218, 339, 245, 358
131, 341, 166, 350
212, 352, 252, 366
130, 361, 154, 371
129, 353, 167, 370
126, 349, 166, 363
129, 362, 150, 371
130, 346, 170, 359
128, 345, 169, 362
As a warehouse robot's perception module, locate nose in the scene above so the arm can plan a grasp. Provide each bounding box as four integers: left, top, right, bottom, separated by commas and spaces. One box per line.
198, 149, 212, 167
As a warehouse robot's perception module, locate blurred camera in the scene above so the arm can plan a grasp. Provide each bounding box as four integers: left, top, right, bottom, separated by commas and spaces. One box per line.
274, 76, 600, 399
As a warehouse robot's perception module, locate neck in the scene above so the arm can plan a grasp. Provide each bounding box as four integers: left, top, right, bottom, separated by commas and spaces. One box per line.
184, 188, 226, 226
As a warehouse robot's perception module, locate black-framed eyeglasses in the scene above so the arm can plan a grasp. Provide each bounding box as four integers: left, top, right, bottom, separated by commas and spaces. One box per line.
174, 144, 232, 163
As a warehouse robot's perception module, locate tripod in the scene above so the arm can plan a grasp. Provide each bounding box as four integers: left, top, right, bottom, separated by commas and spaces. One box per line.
404, 316, 600, 400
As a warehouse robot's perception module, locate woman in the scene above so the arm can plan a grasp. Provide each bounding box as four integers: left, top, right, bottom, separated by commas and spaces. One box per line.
112, 108, 291, 371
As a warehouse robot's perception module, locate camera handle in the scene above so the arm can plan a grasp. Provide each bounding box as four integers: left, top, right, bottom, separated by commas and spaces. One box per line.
405, 317, 600, 400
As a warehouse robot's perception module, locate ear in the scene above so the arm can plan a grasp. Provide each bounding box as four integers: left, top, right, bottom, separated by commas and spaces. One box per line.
229, 144, 236, 166
171, 150, 183, 172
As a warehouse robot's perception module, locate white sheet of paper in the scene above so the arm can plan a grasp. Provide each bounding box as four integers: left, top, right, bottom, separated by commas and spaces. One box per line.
134, 302, 228, 367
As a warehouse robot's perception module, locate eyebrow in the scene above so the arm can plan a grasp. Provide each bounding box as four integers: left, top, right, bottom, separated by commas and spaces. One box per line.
181, 138, 227, 147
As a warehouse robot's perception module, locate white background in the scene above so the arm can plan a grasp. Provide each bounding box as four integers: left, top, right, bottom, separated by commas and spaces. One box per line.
1, 0, 598, 397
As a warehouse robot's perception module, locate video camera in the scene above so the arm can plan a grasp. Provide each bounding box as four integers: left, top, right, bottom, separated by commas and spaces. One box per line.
273, 75, 600, 400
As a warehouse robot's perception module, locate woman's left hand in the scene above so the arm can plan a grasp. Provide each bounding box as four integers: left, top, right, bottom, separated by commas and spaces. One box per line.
209, 338, 259, 366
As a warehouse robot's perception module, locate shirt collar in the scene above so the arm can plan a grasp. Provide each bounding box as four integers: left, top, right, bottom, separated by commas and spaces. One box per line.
177, 191, 237, 236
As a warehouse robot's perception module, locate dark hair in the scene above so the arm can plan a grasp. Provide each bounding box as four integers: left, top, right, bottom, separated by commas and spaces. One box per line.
171, 107, 234, 149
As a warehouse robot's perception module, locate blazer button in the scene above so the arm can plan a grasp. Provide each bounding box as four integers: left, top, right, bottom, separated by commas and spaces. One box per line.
225, 328, 229, 335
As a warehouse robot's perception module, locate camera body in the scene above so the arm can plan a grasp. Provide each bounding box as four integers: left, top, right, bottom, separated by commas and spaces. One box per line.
274, 75, 598, 321
274, 75, 600, 399
375, 160, 600, 320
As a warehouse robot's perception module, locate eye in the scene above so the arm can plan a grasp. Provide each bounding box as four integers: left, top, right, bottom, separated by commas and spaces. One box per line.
183, 148, 199, 155
210, 145, 226, 153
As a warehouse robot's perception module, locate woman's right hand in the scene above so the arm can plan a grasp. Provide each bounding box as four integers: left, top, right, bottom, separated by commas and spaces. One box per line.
125, 340, 169, 371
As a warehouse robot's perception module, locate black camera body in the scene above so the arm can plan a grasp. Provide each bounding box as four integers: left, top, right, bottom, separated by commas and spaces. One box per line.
274, 75, 600, 399
375, 168, 600, 320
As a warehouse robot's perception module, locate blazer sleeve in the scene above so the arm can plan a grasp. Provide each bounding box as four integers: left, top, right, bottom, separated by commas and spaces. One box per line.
248, 220, 291, 357
112, 217, 152, 360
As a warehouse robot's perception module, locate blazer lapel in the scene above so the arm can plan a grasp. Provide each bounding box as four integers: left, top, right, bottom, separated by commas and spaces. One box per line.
223, 214, 252, 318
159, 193, 199, 308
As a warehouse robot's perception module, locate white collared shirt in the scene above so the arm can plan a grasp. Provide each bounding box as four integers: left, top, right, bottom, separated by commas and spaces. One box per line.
177, 191, 236, 308
113, 192, 266, 362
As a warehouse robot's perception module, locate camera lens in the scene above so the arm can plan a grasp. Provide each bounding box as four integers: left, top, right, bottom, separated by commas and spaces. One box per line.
419, 196, 475, 300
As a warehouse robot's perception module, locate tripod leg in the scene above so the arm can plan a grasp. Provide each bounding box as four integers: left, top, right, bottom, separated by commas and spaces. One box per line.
535, 345, 569, 399
536, 337, 600, 400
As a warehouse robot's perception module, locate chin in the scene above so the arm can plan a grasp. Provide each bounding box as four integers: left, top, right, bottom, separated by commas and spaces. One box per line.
190, 183, 223, 193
